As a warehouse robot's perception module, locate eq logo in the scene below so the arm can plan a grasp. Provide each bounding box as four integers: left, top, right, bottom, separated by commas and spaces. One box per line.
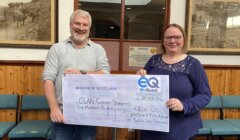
138, 76, 160, 93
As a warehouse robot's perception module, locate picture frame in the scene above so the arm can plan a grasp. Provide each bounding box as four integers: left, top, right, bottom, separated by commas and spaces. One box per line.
186, 0, 240, 54
0, 0, 56, 48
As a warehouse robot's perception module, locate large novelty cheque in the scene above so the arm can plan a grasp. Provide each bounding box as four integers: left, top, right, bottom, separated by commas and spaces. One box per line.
63, 74, 169, 132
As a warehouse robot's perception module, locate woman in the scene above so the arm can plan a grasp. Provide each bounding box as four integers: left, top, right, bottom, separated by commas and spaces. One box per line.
137, 23, 211, 140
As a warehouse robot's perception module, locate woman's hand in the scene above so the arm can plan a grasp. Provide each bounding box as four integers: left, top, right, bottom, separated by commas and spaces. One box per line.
167, 98, 184, 112
136, 69, 147, 76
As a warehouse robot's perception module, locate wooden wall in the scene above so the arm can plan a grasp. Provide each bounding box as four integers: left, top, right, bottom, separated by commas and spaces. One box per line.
205, 66, 240, 95
0, 61, 240, 140
0, 62, 44, 95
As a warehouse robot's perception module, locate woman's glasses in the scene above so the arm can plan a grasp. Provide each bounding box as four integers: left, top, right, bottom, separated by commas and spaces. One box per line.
164, 35, 183, 41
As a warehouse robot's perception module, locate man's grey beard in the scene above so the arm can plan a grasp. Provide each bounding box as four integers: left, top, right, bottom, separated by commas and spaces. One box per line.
70, 29, 89, 44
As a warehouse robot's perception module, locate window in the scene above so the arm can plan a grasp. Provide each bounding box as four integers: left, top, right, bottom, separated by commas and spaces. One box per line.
79, 0, 167, 40
227, 16, 240, 28
79, 1, 121, 39
124, 1, 166, 40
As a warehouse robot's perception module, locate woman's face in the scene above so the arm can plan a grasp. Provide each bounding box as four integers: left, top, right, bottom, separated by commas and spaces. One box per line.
163, 27, 184, 54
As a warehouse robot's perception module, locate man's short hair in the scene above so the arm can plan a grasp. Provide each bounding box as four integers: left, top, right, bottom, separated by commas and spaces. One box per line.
70, 9, 92, 26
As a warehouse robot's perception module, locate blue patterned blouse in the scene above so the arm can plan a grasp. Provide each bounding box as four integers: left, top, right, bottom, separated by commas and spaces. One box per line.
140, 54, 211, 140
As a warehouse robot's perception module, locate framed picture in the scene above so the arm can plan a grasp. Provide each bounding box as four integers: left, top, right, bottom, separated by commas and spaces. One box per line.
186, 0, 240, 54
0, 0, 56, 48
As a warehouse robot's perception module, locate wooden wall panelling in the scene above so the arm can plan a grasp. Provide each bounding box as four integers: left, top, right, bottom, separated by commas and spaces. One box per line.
22, 110, 50, 121
226, 69, 240, 94
224, 69, 230, 95
223, 109, 240, 119
24, 65, 44, 95
0, 65, 25, 94
0, 109, 17, 122
200, 109, 221, 120
0, 64, 44, 95
205, 67, 240, 96
96, 127, 112, 140
205, 68, 227, 96
116, 128, 128, 140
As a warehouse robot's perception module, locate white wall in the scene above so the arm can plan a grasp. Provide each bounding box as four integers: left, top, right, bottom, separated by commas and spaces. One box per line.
170, 0, 186, 27
58, 0, 73, 41
0, 0, 239, 65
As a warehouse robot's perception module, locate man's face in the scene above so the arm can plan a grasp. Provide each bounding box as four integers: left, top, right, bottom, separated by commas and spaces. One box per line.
70, 15, 90, 44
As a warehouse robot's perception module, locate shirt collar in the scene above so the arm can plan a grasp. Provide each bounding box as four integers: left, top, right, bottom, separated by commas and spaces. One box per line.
67, 37, 93, 48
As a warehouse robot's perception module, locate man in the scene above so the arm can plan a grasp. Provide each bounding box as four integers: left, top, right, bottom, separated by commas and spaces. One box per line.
42, 9, 110, 140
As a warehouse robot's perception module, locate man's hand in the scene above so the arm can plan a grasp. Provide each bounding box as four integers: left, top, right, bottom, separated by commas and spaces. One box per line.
64, 68, 81, 75
50, 107, 64, 123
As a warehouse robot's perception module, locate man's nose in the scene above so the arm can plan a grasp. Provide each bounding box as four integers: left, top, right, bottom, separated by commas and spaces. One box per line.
79, 24, 84, 29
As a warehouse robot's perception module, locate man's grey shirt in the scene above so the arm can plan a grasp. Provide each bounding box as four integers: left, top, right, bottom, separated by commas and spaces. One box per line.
42, 38, 110, 106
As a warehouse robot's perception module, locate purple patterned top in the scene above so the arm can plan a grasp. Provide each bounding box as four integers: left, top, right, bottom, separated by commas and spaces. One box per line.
140, 54, 211, 140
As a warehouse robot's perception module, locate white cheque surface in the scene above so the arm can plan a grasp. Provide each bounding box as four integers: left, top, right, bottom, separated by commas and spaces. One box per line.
63, 74, 169, 132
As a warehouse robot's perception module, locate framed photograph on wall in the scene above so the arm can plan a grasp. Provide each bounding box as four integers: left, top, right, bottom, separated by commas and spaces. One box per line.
0, 0, 56, 48
186, 0, 240, 54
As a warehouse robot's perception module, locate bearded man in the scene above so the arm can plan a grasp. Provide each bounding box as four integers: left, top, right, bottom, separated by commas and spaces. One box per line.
42, 9, 110, 140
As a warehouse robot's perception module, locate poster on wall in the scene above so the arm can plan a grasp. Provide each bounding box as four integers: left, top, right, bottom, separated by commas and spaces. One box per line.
0, 0, 56, 48
129, 46, 157, 67
187, 0, 240, 54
